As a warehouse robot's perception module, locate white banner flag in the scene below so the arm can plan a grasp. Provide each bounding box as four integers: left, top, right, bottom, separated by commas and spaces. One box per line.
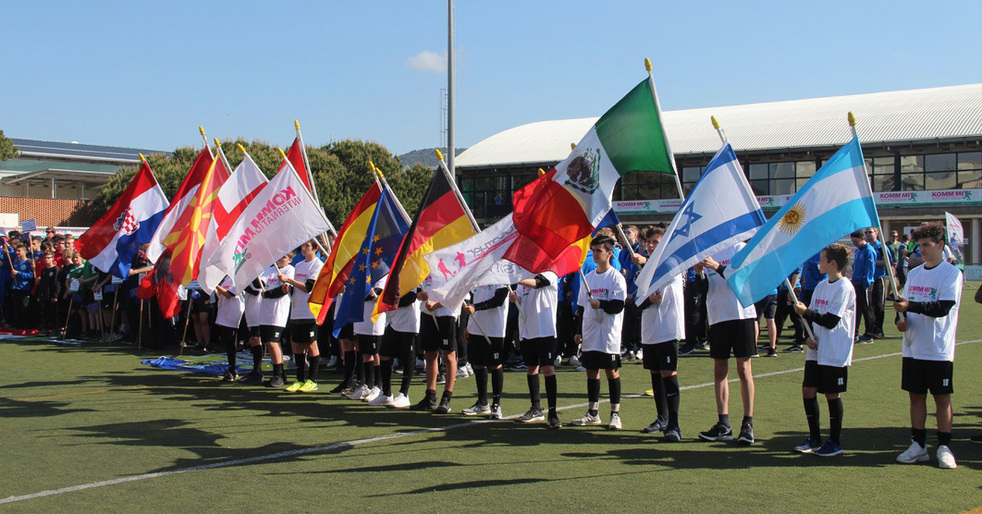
207, 161, 330, 291
944, 211, 965, 262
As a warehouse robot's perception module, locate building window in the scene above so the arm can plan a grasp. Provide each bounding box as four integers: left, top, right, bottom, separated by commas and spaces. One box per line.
900, 156, 924, 191
865, 156, 895, 192
957, 151, 982, 188
899, 152, 979, 191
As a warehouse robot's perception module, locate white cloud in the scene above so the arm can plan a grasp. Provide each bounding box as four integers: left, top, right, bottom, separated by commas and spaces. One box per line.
406, 51, 446, 74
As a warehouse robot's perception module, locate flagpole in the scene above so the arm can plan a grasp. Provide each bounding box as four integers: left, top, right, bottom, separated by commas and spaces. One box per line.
644, 58, 684, 200
199, 126, 214, 159
848, 112, 900, 300
370, 162, 412, 225
215, 139, 233, 172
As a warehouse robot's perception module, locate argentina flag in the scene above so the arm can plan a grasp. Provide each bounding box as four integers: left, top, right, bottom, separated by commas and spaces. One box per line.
634, 143, 765, 304
726, 136, 879, 307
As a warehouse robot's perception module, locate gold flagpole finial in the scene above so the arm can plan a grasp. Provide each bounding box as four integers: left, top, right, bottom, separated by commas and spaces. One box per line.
570, 142, 576, 150
711, 116, 721, 130
294, 119, 301, 131
644, 57, 652, 73
236, 143, 246, 154
278, 147, 287, 160
434, 149, 444, 161
199, 126, 206, 137
370, 161, 384, 179
848, 111, 857, 127
139, 153, 146, 162
538, 168, 545, 176
214, 137, 221, 148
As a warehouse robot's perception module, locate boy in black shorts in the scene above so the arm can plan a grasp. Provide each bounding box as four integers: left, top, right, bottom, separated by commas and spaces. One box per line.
792, 243, 856, 457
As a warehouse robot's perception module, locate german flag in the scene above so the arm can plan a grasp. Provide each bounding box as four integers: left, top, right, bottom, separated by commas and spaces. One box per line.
308, 182, 383, 324
375, 168, 476, 317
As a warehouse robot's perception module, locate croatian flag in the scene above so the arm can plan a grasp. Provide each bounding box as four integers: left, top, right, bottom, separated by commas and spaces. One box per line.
76, 161, 169, 278
634, 143, 765, 304
726, 136, 879, 306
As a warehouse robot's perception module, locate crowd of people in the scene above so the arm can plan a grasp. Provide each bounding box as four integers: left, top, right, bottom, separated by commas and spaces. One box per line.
8, 222, 974, 469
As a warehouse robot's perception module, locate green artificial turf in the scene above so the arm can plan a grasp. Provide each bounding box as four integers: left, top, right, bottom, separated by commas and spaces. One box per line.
1, 283, 981, 512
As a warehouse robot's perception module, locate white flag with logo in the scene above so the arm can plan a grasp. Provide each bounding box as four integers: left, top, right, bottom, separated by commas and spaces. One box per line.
207, 161, 330, 291
944, 211, 965, 262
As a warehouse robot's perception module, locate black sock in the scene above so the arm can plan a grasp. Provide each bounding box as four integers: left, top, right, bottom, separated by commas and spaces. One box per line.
251, 345, 262, 372
527, 374, 541, 410
273, 363, 284, 380
400, 366, 413, 396
664, 375, 681, 429
374, 365, 380, 387
912, 427, 927, 448
938, 431, 952, 447
650, 373, 667, 421
342, 350, 357, 387
587, 378, 601, 416
718, 414, 730, 428
544, 374, 558, 413
380, 360, 393, 396
491, 367, 503, 406
827, 397, 843, 444
475, 367, 488, 404
226, 337, 237, 370
294, 353, 306, 383
804, 396, 821, 440
742, 416, 753, 427
307, 355, 320, 382
364, 360, 375, 389
355, 357, 365, 386
608, 376, 621, 413
426, 388, 437, 402
440, 390, 453, 403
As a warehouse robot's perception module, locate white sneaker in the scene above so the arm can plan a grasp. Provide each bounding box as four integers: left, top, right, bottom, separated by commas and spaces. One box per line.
347, 384, 369, 401
456, 366, 470, 378
607, 413, 622, 430
462, 402, 491, 416
897, 441, 930, 464
570, 412, 602, 426
367, 392, 389, 406
489, 405, 503, 420
568, 355, 581, 367
465, 363, 474, 374
937, 445, 957, 469
363, 386, 381, 402
389, 392, 411, 408
576, 366, 587, 372
553, 356, 562, 367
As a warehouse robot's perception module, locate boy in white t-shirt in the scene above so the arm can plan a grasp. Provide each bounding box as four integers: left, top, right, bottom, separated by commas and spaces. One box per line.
792, 243, 856, 457
278, 241, 324, 393
893, 223, 963, 469
571, 235, 628, 430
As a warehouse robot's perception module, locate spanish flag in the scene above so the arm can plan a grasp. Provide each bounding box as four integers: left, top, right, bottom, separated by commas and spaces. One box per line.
308, 182, 383, 323
375, 168, 476, 317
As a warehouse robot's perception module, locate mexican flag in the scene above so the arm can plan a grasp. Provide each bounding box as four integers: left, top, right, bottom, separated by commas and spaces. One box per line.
513, 77, 677, 263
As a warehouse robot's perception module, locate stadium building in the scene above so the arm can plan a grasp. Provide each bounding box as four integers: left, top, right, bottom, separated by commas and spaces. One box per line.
454, 83, 982, 268
0, 138, 165, 231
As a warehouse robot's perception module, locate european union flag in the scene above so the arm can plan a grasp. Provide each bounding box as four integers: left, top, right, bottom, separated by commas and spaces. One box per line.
333, 188, 410, 337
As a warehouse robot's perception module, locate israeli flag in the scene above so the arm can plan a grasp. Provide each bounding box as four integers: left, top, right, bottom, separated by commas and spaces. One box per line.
634, 143, 765, 304
726, 136, 879, 307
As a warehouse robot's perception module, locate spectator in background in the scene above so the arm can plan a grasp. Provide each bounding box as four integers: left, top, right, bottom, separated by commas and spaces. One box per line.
850, 231, 876, 343
865, 228, 887, 339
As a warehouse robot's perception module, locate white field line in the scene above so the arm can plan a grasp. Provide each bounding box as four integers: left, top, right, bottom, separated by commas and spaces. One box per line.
2, 338, 979, 505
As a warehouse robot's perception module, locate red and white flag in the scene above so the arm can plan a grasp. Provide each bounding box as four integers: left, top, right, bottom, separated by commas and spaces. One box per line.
146, 147, 214, 263
198, 149, 269, 294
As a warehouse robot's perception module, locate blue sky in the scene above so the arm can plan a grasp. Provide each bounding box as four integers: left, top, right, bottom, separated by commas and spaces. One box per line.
2, 0, 980, 156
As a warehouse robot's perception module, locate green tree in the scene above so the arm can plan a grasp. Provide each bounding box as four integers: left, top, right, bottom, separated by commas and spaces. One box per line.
0, 129, 19, 162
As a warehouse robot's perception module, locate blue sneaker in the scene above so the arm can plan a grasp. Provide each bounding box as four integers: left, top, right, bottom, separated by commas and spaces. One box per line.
794, 436, 822, 454
814, 440, 843, 457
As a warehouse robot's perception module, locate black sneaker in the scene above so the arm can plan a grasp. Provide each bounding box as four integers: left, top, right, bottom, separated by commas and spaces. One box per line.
678, 343, 697, 355
970, 434, 982, 444
765, 348, 777, 358
517, 407, 545, 423
410, 396, 437, 411
327, 383, 348, 394
221, 370, 238, 382
432, 398, 452, 414
783, 344, 803, 353
737, 422, 755, 445
546, 415, 562, 429
264, 375, 285, 388
239, 371, 263, 384
641, 419, 669, 434
664, 426, 682, 442
698, 422, 733, 442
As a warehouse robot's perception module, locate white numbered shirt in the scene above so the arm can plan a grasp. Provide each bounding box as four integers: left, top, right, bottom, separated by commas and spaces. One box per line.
577, 268, 627, 354
468, 285, 509, 339
641, 273, 685, 345
290, 257, 324, 321
805, 277, 856, 367
902, 261, 962, 362
354, 275, 387, 336
517, 271, 559, 340
260, 264, 293, 328
215, 276, 245, 329
706, 243, 756, 325
387, 290, 421, 334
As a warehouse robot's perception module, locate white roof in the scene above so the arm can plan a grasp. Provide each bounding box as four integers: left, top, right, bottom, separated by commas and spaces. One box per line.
455, 83, 982, 168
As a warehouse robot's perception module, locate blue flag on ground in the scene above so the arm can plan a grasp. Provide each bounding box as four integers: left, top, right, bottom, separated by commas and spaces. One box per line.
634, 143, 765, 303
726, 136, 879, 307
333, 188, 409, 337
